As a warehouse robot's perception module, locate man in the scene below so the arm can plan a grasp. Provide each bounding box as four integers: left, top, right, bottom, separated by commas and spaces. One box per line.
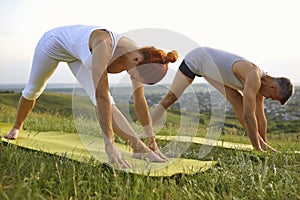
151, 47, 294, 152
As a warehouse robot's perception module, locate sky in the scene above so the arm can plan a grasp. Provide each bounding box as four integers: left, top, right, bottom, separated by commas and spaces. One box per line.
0, 0, 299, 85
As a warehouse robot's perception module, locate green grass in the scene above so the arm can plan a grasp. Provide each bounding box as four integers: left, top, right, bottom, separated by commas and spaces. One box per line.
0, 92, 300, 199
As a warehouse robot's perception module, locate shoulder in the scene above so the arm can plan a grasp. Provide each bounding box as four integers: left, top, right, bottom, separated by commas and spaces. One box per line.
233, 61, 261, 80
89, 29, 112, 50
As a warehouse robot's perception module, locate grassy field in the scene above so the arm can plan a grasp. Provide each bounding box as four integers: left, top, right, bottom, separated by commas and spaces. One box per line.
0, 92, 299, 199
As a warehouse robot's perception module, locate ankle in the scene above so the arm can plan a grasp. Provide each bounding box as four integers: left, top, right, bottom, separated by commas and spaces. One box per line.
13, 124, 22, 131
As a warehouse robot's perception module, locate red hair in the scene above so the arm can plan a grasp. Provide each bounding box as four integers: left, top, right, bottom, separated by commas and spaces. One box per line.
128, 47, 178, 84
137, 47, 178, 66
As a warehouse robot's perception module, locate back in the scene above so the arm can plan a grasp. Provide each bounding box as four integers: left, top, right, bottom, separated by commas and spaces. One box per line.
42, 25, 120, 68
185, 47, 251, 90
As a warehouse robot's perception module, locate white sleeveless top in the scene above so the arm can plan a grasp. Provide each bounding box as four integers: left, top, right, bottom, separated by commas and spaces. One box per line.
185, 47, 266, 91
40, 25, 120, 68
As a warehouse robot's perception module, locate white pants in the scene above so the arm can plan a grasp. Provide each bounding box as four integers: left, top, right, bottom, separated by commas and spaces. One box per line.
22, 39, 115, 105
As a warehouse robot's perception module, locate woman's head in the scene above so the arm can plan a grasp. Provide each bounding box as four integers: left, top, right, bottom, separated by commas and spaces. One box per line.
108, 37, 178, 84
128, 47, 178, 84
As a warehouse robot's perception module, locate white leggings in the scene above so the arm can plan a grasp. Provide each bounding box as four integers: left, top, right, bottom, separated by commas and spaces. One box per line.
22, 41, 115, 105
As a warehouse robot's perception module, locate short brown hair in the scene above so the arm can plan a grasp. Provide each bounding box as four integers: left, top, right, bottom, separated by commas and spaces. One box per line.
276, 77, 294, 105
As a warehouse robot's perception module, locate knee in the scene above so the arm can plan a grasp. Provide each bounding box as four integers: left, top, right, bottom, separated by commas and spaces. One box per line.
22, 87, 44, 100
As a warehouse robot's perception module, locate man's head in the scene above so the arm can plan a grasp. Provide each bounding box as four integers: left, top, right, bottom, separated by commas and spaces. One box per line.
260, 75, 294, 105
275, 77, 294, 105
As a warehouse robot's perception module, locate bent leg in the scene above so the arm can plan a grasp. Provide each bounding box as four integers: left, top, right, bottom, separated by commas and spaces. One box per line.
204, 76, 245, 126
4, 97, 35, 139
5, 47, 59, 139
152, 70, 193, 125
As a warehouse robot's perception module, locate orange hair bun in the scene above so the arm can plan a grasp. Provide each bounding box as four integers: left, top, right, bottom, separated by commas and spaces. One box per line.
165, 50, 178, 63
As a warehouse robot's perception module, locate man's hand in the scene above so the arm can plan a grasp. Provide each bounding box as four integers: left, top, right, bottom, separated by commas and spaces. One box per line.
105, 143, 131, 169
259, 136, 280, 153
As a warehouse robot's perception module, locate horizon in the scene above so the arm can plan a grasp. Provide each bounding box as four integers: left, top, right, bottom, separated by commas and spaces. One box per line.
1, 0, 299, 84
1, 81, 300, 88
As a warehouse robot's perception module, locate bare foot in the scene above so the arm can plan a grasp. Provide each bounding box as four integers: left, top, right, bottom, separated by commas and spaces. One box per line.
4, 128, 20, 140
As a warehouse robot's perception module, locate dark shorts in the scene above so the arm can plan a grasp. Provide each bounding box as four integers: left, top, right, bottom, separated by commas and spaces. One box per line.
178, 60, 201, 79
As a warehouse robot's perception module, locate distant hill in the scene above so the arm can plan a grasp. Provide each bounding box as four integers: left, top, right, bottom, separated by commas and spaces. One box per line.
0, 84, 299, 134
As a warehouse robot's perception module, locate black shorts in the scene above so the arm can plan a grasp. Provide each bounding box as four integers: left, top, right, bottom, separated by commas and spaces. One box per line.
178, 60, 201, 79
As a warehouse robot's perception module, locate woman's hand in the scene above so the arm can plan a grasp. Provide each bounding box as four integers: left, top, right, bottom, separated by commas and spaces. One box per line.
145, 136, 169, 161
133, 150, 167, 162
105, 142, 132, 169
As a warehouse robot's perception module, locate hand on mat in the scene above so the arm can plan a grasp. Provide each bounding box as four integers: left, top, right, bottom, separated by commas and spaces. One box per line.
105, 143, 132, 169
133, 151, 166, 163
152, 148, 169, 161
259, 136, 280, 153
146, 137, 169, 161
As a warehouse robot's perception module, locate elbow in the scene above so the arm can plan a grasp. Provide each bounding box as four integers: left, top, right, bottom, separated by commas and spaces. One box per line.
161, 91, 178, 109
95, 90, 110, 104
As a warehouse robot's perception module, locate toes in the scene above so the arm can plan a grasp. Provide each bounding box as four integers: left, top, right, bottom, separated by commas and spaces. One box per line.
3, 134, 18, 140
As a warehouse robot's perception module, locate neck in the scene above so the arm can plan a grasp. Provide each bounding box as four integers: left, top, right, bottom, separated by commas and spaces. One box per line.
259, 75, 277, 94
115, 37, 139, 57
108, 37, 139, 72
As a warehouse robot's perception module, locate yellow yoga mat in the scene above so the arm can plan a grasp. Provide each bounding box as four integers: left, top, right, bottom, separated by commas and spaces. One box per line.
156, 135, 254, 151
156, 135, 300, 154
0, 123, 217, 177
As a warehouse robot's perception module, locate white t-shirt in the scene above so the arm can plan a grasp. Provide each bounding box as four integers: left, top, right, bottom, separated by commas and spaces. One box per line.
40, 25, 120, 68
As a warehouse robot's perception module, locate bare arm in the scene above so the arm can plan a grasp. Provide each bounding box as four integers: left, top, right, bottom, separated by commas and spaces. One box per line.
91, 32, 114, 144
255, 94, 279, 152
152, 70, 193, 124
242, 70, 263, 151
131, 79, 153, 136
255, 94, 267, 142
131, 78, 168, 160
91, 31, 130, 168
205, 70, 276, 152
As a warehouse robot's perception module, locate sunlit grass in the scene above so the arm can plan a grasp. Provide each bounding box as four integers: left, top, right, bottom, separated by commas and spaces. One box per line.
0, 92, 299, 199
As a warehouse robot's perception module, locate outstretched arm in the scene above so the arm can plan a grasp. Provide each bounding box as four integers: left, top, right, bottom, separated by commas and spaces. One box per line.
255, 94, 278, 152
131, 78, 168, 160
152, 70, 193, 124
91, 30, 130, 168
205, 74, 277, 152
255, 94, 267, 142
232, 61, 279, 152
111, 105, 166, 162
242, 70, 264, 151
131, 79, 153, 137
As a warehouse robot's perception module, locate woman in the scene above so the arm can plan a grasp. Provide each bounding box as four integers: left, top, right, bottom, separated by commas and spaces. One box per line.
4, 25, 178, 168
151, 47, 293, 152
